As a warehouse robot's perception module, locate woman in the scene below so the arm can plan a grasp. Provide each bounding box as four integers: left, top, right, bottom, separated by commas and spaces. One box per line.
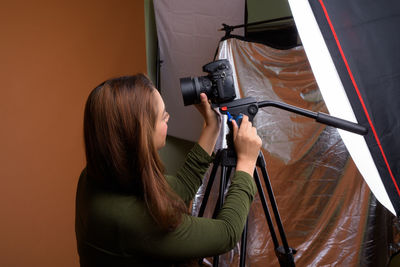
75, 74, 262, 266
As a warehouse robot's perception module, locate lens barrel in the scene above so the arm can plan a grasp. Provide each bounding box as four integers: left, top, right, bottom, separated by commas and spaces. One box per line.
180, 77, 199, 106
180, 75, 213, 106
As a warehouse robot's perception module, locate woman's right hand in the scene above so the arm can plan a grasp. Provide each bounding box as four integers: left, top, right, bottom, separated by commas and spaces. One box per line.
231, 115, 262, 175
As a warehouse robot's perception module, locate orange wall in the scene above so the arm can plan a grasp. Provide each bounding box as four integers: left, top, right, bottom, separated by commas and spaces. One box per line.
0, 1, 146, 266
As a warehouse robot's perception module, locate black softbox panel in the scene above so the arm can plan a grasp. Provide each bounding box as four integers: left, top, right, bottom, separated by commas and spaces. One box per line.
307, 0, 400, 215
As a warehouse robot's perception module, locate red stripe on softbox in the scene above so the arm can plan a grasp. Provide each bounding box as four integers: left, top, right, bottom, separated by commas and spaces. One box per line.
318, 0, 400, 198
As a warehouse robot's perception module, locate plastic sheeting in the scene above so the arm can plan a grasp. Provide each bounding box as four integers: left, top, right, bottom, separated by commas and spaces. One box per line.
192, 38, 399, 266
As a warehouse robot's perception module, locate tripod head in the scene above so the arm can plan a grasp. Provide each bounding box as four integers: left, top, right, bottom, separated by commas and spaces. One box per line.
213, 97, 259, 123
213, 97, 368, 136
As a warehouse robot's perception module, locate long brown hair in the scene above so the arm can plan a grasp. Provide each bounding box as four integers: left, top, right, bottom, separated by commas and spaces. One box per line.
83, 74, 187, 230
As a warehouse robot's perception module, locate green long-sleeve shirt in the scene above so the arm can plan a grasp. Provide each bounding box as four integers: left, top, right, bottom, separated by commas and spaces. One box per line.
75, 143, 257, 266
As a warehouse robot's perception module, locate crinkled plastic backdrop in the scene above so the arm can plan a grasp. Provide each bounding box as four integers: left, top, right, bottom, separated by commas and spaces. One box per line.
192, 38, 399, 266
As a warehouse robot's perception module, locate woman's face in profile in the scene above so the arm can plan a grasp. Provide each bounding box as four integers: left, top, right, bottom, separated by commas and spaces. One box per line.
153, 89, 169, 150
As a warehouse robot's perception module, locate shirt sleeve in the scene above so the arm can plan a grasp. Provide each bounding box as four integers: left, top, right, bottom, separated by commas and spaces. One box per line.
121, 170, 257, 261
166, 143, 214, 204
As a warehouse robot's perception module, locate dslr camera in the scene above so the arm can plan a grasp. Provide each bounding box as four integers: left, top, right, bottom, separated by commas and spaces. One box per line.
180, 59, 236, 106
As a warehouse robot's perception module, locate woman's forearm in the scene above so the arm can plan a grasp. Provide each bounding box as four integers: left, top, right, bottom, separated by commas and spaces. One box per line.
198, 123, 220, 156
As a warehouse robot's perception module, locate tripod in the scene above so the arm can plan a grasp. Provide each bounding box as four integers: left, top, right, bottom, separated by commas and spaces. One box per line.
196, 97, 368, 267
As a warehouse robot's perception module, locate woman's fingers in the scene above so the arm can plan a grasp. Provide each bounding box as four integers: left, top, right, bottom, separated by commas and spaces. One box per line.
200, 92, 208, 103
231, 115, 261, 175
195, 93, 217, 122
233, 115, 261, 155
231, 119, 238, 139
234, 115, 250, 137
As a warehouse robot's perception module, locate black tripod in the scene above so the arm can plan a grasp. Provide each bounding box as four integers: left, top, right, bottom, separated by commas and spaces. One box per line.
196, 97, 368, 267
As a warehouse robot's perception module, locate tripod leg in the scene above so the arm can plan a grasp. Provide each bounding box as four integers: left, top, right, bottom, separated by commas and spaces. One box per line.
239, 218, 248, 267
257, 153, 290, 252
256, 153, 296, 267
253, 169, 280, 249
212, 165, 229, 219
212, 166, 233, 218
212, 165, 229, 267
198, 151, 222, 217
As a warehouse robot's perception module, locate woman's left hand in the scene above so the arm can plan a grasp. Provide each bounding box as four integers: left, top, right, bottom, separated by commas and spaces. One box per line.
194, 93, 221, 155
194, 93, 220, 129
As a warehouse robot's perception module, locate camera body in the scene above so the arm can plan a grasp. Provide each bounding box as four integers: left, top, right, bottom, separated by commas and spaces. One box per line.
180, 59, 236, 106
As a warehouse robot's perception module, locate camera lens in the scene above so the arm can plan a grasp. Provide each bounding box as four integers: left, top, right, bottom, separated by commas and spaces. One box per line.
180, 77, 199, 106
180, 76, 212, 106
